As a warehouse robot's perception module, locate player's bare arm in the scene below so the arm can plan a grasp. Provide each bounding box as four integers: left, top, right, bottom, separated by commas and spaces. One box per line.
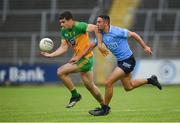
86, 24, 97, 32
86, 23, 109, 56
94, 28, 109, 56
78, 41, 96, 58
69, 42, 96, 63
87, 24, 108, 56
41, 39, 68, 58
128, 31, 152, 55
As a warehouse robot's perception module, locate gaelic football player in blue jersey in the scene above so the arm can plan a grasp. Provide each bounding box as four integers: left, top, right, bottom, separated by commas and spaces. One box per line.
88, 15, 162, 116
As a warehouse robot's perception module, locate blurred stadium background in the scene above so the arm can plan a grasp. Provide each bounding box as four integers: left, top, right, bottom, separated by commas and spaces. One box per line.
0, 0, 180, 85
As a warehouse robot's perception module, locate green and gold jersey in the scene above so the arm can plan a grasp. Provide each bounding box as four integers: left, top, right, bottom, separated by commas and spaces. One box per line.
61, 21, 93, 58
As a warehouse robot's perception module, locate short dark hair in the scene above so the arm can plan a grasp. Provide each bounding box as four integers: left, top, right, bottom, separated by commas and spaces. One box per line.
60, 11, 73, 20
98, 15, 110, 25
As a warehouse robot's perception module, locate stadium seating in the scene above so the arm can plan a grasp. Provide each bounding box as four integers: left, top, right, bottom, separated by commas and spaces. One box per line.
0, 0, 99, 64
130, 0, 180, 58
0, 0, 179, 63
132, 0, 179, 32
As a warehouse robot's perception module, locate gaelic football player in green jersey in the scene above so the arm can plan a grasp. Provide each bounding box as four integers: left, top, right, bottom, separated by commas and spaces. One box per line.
41, 11, 105, 109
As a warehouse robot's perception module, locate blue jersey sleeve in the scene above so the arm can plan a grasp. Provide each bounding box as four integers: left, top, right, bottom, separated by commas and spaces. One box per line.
116, 27, 129, 38
111, 25, 129, 38
123, 29, 129, 38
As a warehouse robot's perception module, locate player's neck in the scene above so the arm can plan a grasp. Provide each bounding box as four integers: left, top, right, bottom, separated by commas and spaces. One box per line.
69, 20, 74, 28
104, 25, 110, 33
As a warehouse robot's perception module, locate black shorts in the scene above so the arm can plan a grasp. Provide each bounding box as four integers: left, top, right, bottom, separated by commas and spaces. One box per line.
117, 55, 136, 74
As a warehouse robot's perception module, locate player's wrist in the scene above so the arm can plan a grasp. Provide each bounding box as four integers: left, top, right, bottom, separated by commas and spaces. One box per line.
142, 44, 148, 49
97, 43, 103, 48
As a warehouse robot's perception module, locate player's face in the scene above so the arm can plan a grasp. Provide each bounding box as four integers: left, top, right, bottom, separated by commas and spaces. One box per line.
59, 18, 72, 29
96, 17, 106, 30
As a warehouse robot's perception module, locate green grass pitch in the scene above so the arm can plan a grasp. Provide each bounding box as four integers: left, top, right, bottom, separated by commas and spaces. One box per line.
0, 85, 180, 122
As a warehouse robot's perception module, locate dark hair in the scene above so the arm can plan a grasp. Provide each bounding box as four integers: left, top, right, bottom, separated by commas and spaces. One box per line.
60, 11, 73, 20
98, 15, 110, 25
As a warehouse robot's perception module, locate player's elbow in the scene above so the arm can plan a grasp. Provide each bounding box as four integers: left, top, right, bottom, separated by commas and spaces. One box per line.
60, 46, 68, 54
129, 31, 137, 38
63, 48, 68, 54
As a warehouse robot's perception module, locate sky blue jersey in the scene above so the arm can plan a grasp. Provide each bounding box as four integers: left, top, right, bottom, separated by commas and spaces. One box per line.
95, 25, 133, 61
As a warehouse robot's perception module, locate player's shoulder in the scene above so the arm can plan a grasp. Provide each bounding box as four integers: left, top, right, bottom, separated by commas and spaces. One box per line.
110, 25, 128, 33
75, 21, 87, 26
111, 25, 124, 30
74, 21, 88, 32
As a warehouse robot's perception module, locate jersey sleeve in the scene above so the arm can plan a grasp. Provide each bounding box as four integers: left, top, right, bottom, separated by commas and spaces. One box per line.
117, 27, 129, 38
123, 29, 129, 38
78, 22, 88, 33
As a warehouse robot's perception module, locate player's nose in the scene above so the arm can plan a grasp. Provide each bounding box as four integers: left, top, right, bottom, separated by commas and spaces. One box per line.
60, 23, 64, 27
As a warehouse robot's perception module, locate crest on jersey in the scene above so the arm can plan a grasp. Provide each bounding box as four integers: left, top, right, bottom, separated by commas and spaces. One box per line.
69, 38, 76, 45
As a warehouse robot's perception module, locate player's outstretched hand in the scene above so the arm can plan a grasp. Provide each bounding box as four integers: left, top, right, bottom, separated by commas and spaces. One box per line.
41, 51, 52, 58
144, 46, 152, 55
98, 45, 109, 56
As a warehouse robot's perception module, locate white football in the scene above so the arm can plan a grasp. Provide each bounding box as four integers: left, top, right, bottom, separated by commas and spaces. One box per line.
39, 38, 54, 52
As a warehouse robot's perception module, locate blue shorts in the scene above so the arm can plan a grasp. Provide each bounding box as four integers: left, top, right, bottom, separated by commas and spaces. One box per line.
117, 55, 136, 74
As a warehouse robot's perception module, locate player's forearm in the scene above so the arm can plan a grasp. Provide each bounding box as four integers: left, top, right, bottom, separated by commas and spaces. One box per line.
78, 42, 96, 59
84, 42, 96, 56
132, 32, 147, 49
96, 33, 103, 47
49, 47, 67, 57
